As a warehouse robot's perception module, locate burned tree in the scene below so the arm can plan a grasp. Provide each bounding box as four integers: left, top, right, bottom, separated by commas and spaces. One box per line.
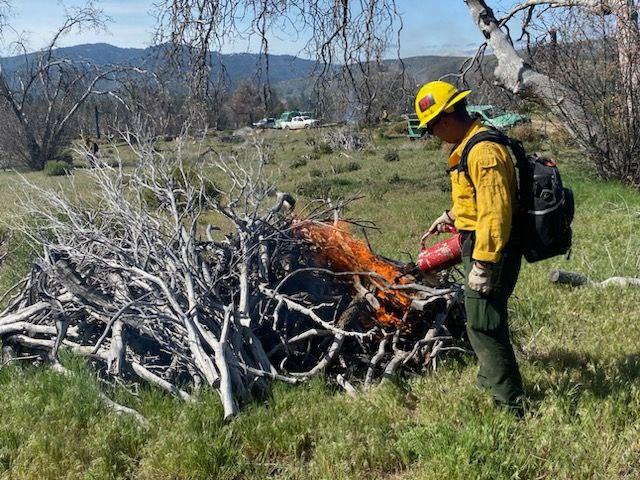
0, 4, 138, 170
463, 0, 640, 185
153, 0, 406, 125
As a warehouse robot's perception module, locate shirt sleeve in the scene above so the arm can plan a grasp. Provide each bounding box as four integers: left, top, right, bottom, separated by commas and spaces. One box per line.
467, 143, 514, 263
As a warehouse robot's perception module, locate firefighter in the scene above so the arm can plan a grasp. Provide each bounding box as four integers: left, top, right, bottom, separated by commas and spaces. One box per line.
415, 80, 524, 414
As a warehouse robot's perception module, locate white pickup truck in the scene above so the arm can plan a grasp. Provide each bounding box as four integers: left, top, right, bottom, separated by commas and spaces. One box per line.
280, 115, 318, 130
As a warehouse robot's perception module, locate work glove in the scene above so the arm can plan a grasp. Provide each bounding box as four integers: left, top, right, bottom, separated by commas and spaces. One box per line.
421, 210, 454, 246
468, 261, 492, 294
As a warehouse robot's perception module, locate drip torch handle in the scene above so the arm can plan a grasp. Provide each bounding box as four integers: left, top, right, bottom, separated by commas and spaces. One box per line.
420, 224, 457, 249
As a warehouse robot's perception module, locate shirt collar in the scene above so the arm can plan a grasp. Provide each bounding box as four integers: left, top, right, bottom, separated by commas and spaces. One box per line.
447, 120, 486, 169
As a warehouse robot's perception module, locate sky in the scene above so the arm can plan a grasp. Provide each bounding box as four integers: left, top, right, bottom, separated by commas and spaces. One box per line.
4, 0, 512, 58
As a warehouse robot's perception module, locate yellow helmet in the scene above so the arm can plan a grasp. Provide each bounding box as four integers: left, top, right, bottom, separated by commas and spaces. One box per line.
414, 81, 471, 128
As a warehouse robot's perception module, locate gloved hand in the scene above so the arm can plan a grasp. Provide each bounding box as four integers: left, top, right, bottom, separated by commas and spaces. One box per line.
468, 261, 492, 294
421, 210, 454, 246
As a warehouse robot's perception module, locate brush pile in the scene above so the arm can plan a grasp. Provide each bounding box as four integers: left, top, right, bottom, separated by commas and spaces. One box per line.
0, 141, 467, 419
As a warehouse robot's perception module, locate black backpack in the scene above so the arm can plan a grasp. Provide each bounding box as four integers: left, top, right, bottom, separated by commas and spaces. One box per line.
459, 129, 574, 263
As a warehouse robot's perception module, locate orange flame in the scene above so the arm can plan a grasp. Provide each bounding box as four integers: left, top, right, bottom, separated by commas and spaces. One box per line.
294, 220, 412, 328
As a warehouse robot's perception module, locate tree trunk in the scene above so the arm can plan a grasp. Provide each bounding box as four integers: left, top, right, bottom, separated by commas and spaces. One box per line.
25, 140, 47, 171
612, 0, 640, 121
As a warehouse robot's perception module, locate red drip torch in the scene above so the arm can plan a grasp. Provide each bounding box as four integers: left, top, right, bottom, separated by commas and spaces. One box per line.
417, 225, 463, 273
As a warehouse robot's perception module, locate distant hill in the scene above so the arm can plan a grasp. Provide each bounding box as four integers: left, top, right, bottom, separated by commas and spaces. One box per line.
0, 43, 469, 96
0, 43, 317, 85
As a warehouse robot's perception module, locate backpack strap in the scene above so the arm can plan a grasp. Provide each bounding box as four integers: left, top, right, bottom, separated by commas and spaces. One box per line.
457, 128, 529, 221
458, 129, 516, 176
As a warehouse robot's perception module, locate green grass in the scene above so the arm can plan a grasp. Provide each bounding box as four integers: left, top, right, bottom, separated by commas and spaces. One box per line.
0, 127, 639, 479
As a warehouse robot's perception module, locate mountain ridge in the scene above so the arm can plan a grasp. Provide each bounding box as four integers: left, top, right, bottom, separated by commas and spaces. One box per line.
0, 43, 468, 94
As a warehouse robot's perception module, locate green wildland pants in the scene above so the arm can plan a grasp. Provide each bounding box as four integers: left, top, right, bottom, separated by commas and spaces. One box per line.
461, 231, 524, 408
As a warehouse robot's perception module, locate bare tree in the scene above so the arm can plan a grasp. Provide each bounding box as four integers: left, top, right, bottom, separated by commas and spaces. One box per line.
462, 0, 640, 184
223, 81, 284, 128
153, 0, 405, 126
319, 65, 414, 123
0, 4, 137, 170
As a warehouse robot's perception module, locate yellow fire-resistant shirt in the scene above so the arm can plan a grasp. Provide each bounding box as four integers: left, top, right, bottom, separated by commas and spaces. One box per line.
448, 120, 518, 263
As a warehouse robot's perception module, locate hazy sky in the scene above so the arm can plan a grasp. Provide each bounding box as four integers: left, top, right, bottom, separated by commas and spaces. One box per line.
6, 0, 510, 58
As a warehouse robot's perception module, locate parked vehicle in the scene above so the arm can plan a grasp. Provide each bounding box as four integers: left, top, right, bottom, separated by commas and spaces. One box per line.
405, 104, 529, 139
281, 115, 318, 130
467, 105, 530, 129
407, 114, 425, 139
252, 117, 275, 129
275, 110, 302, 129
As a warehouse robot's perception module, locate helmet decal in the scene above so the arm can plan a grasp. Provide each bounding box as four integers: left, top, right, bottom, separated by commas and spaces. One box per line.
418, 93, 436, 112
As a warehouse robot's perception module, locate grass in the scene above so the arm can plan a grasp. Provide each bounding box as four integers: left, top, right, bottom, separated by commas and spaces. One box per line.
0, 126, 639, 479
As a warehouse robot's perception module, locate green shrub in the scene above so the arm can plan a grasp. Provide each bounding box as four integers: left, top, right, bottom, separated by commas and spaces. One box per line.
313, 142, 333, 155
44, 160, 74, 176
218, 135, 242, 144
55, 148, 75, 164
333, 161, 361, 174
388, 172, 402, 184
295, 177, 354, 198
290, 157, 308, 169
383, 149, 400, 162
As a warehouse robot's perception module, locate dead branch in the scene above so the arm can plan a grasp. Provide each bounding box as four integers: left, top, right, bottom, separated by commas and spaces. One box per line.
549, 269, 640, 287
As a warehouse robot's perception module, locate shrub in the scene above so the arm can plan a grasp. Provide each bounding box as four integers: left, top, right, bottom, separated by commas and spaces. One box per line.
290, 157, 308, 169
313, 142, 333, 155
388, 173, 402, 184
172, 165, 219, 203
218, 135, 243, 144
44, 160, 74, 176
55, 148, 75, 164
383, 149, 400, 162
295, 177, 354, 198
333, 161, 361, 174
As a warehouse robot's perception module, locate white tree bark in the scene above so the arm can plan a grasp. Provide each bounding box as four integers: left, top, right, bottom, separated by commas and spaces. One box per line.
611, 0, 640, 119
464, 0, 606, 152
